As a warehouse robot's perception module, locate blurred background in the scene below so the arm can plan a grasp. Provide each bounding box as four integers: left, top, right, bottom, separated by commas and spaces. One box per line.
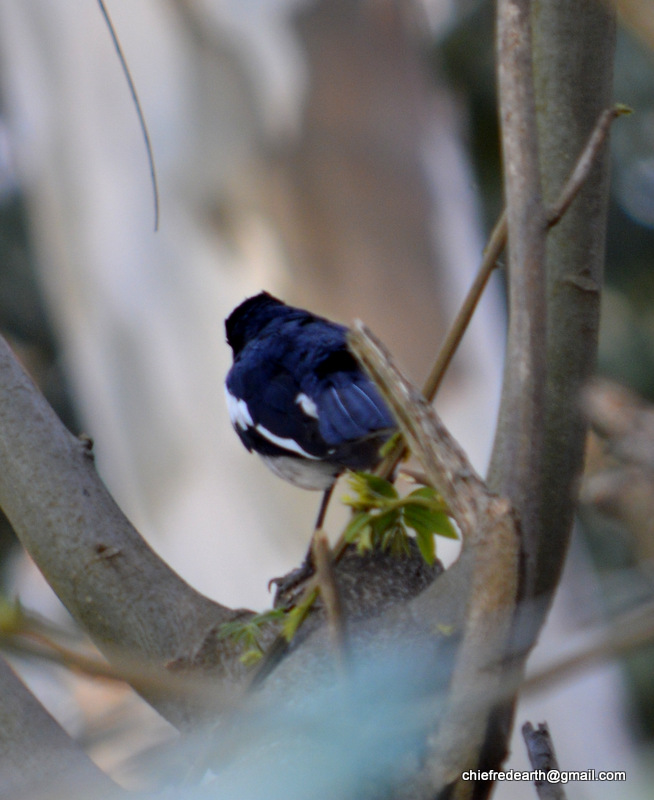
0, 0, 651, 796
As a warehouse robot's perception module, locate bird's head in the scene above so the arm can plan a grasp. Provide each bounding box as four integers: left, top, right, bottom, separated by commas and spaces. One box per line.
225, 292, 286, 356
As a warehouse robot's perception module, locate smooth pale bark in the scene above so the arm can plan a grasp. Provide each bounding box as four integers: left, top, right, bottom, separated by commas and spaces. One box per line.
476, 0, 615, 795
530, 0, 616, 605
0, 333, 247, 726
0, 656, 126, 800
490, 0, 615, 629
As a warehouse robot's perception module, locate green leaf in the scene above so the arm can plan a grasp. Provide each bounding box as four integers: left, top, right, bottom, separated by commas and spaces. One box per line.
379, 431, 402, 457
430, 511, 459, 540
216, 619, 246, 642
282, 606, 305, 641
383, 523, 412, 557
344, 472, 398, 510
343, 511, 372, 544
415, 529, 436, 566
361, 473, 399, 499
403, 503, 458, 541
404, 503, 440, 535
403, 503, 437, 536
240, 649, 264, 667
406, 486, 447, 510
370, 508, 399, 534
340, 477, 457, 567
216, 609, 285, 657
357, 523, 374, 554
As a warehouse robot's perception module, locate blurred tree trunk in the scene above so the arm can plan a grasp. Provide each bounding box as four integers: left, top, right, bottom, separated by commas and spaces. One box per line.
265, 1, 444, 381
481, 0, 616, 790
490, 0, 615, 652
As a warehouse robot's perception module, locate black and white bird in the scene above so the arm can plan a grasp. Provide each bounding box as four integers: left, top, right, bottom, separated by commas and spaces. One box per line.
224, 292, 396, 496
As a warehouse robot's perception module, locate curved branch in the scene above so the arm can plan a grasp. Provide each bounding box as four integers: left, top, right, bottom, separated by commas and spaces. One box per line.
488, 0, 616, 643
531, 0, 616, 604
0, 655, 126, 799
489, 0, 548, 594
477, 0, 615, 790
349, 324, 520, 798
0, 334, 247, 725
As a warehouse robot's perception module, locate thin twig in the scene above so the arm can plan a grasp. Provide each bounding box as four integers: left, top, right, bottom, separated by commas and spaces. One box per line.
314, 485, 334, 530
0, 629, 213, 702
97, 0, 160, 231
398, 467, 432, 485
422, 209, 508, 407
312, 533, 349, 670
523, 598, 654, 695
0, 631, 128, 683
0, 601, 236, 703
375, 212, 507, 480
522, 722, 568, 800
547, 104, 630, 227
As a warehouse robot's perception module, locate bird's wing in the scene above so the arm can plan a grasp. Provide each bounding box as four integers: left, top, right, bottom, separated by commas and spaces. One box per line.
227, 347, 330, 459
315, 372, 396, 445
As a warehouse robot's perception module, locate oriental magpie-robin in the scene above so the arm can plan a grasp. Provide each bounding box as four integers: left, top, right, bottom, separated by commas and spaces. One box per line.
225, 292, 396, 493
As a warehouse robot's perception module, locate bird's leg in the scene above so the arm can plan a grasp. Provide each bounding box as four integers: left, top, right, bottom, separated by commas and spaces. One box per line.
271, 485, 334, 606
314, 484, 334, 531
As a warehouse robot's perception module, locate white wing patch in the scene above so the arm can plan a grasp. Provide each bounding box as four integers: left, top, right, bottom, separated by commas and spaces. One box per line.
227, 387, 320, 460
295, 392, 318, 418
225, 387, 253, 430
254, 424, 321, 460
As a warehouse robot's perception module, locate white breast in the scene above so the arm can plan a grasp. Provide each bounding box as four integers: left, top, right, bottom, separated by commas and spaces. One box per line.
260, 455, 339, 490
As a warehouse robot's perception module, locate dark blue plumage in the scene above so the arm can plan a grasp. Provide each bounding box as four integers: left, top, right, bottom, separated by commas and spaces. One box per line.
225, 292, 396, 490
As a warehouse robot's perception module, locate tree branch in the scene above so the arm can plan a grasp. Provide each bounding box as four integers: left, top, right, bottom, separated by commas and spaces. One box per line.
489, 0, 548, 593
529, 0, 616, 607
0, 655, 126, 799
349, 324, 520, 799
0, 334, 248, 726
472, 1, 616, 790
523, 598, 654, 696
522, 722, 567, 800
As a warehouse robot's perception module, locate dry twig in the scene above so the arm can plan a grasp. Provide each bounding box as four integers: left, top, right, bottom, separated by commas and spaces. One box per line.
522, 722, 567, 800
